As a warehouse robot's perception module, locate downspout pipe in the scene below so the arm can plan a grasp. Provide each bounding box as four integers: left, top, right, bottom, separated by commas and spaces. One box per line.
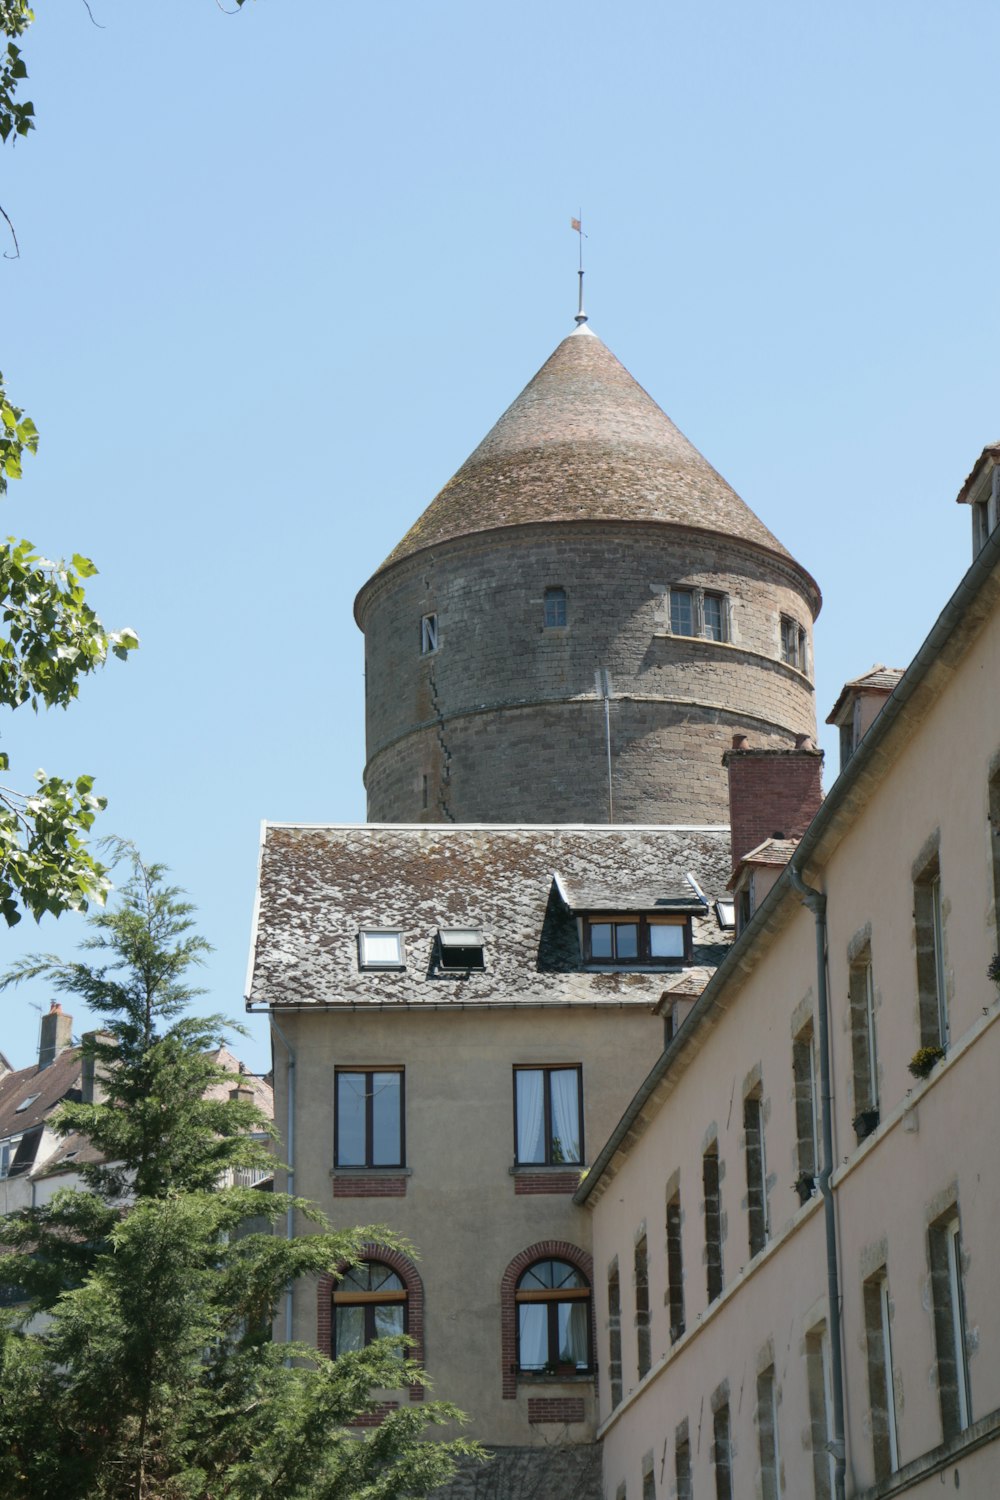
789, 859, 847, 1500
269, 1014, 296, 1350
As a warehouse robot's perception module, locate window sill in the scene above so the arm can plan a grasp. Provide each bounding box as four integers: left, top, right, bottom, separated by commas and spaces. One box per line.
509, 1163, 587, 1175
517, 1370, 596, 1384
331, 1166, 412, 1177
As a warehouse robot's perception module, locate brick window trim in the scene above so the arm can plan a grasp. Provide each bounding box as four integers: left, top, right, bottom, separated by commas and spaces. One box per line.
528, 1396, 586, 1425
500, 1239, 595, 1400
513, 1171, 582, 1195
332, 1172, 409, 1198
348, 1401, 399, 1428
317, 1242, 425, 1401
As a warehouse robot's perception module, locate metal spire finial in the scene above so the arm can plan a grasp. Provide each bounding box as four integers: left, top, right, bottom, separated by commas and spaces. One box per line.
571, 213, 588, 325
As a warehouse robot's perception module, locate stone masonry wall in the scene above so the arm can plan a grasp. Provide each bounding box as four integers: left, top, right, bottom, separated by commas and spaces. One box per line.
359, 522, 818, 825
431, 1444, 603, 1500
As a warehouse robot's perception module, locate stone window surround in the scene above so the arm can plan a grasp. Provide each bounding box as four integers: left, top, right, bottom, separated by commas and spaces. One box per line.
662, 583, 732, 643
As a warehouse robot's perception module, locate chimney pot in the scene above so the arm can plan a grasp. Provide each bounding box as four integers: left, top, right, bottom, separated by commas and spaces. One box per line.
732, 734, 750, 751
795, 733, 815, 751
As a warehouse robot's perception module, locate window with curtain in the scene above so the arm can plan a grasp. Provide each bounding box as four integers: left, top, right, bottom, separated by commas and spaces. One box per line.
332, 1261, 406, 1357
515, 1258, 591, 1373
514, 1066, 582, 1164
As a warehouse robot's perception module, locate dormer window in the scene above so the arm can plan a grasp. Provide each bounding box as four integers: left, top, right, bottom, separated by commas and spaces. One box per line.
437, 927, 485, 970
358, 929, 406, 970
584, 914, 691, 965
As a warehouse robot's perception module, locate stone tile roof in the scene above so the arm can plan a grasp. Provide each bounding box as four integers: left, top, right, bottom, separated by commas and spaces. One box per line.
727, 836, 799, 891
369, 327, 804, 583
247, 823, 735, 1010
825, 664, 905, 724
955, 443, 1000, 506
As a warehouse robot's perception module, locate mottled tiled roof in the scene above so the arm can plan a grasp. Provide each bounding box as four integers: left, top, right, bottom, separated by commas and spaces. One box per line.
247, 823, 734, 1010
368, 327, 807, 586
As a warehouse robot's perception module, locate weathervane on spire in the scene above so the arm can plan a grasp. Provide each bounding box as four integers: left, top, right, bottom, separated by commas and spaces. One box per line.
571, 214, 588, 325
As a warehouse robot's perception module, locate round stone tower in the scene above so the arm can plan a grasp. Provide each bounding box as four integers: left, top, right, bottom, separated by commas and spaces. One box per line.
355, 321, 821, 825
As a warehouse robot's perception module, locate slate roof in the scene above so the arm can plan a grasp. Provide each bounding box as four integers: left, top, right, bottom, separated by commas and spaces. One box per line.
366, 327, 816, 596
247, 823, 734, 1010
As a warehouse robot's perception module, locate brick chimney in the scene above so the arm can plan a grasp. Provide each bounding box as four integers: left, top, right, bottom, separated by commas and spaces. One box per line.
722, 734, 824, 876
38, 1002, 73, 1071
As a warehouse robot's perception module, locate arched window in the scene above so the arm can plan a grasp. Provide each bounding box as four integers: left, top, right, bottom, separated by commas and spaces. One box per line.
515, 1258, 591, 1373
332, 1260, 407, 1356
543, 588, 567, 628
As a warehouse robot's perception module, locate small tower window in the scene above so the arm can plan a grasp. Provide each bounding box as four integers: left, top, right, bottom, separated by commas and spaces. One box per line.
780, 615, 807, 671
420, 613, 438, 655
543, 588, 567, 628
670, 587, 694, 636
703, 591, 727, 641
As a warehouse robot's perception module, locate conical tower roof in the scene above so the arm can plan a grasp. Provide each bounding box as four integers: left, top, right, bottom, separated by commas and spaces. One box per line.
371, 325, 813, 592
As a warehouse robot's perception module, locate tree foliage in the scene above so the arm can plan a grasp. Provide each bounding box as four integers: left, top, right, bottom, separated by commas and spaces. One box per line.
0, 855, 481, 1499
0, 372, 139, 926
1, 2, 142, 927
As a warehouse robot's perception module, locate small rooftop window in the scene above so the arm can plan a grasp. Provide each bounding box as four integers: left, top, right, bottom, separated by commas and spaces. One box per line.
358, 930, 406, 971
15, 1093, 39, 1114
438, 927, 486, 970
714, 899, 735, 932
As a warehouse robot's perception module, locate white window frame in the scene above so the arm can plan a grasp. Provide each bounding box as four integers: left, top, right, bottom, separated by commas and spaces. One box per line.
420, 613, 438, 655
357, 929, 406, 971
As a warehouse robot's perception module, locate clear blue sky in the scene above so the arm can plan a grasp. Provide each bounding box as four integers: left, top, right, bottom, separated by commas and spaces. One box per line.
2, 1, 997, 1070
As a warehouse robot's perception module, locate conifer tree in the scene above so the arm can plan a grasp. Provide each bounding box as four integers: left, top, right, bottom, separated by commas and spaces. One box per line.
0, 851, 480, 1499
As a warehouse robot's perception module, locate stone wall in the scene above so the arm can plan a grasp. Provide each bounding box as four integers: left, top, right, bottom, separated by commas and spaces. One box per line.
432, 1444, 603, 1500
358, 521, 819, 825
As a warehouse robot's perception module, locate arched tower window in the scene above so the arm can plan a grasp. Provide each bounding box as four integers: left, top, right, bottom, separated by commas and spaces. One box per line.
543, 588, 567, 628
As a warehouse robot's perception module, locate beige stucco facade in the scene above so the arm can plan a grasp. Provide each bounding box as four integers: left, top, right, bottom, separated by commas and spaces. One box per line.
584, 530, 1000, 1497
271, 1004, 665, 1446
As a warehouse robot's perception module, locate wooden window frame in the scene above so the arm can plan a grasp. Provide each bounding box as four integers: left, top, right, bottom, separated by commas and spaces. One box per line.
331, 1259, 408, 1358
514, 1258, 593, 1375
583, 914, 692, 966
334, 1068, 405, 1169
512, 1065, 584, 1166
